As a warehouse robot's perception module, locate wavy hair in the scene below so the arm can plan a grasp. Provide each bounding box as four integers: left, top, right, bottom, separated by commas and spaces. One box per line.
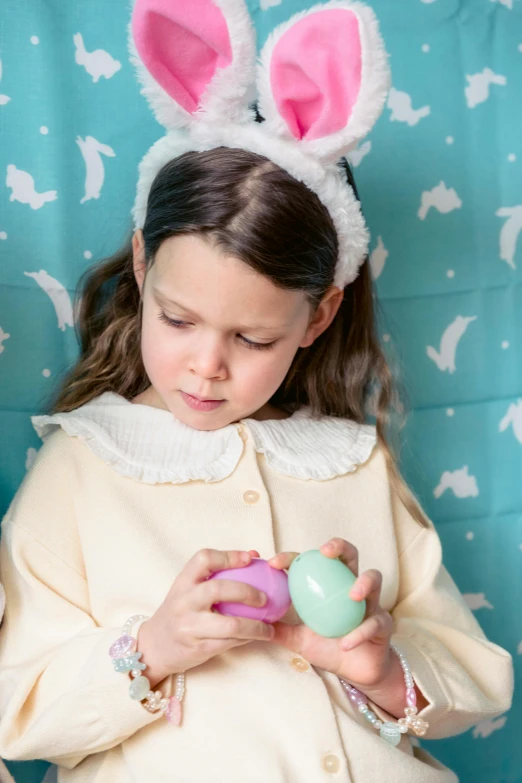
53, 145, 428, 527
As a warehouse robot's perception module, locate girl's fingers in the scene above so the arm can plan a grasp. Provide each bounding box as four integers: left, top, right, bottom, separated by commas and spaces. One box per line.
192, 611, 275, 642
269, 620, 307, 651
267, 551, 300, 570
349, 569, 383, 615
340, 610, 393, 651
177, 548, 255, 591
320, 538, 359, 577
194, 578, 268, 613
269, 540, 359, 575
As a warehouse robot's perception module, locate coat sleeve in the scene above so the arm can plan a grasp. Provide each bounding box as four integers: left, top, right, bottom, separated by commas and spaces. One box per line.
0, 432, 166, 768
367, 474, 514, 740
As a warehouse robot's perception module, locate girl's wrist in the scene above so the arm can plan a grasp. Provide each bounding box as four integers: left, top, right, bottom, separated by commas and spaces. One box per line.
340, 644, 430, 745
344, 646, 428, 719
344, 652, 429, 718
341, 644, 395, 693
136, 619, 172, 689
350, 653, 409, 719
110, 615, 186, 726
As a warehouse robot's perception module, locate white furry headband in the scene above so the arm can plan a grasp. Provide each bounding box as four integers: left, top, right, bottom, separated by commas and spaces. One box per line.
129, 0, 391, 289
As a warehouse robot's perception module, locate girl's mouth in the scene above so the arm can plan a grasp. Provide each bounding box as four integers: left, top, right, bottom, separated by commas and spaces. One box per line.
180, 392, 225, 412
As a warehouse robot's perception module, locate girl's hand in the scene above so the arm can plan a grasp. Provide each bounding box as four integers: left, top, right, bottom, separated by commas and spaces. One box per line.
138, 548, 275, 687
268, 538, 394, 690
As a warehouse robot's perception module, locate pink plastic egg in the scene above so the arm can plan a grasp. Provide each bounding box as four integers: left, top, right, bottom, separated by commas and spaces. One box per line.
207, 558, 291, 622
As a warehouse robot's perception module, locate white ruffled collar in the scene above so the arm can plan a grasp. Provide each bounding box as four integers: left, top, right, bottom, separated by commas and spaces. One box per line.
32, 392, 377, 484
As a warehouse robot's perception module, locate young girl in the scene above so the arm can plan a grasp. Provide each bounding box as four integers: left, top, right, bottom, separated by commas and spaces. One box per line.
0, 1, 514, 782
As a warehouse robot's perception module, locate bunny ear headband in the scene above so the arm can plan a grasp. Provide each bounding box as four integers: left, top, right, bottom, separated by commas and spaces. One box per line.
128, 0, 391, 289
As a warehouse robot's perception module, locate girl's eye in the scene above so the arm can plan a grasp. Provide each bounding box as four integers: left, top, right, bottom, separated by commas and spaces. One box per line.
158, 313, 188, 329
240, 336, 276, 351
157, 311, 276, 351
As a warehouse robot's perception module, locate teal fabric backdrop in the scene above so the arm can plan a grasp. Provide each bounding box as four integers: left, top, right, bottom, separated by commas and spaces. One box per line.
0, 1, 520, 781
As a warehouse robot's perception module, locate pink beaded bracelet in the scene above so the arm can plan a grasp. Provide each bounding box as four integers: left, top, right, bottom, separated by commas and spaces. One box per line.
109, 614, 185, 726
339, 643, 429, 746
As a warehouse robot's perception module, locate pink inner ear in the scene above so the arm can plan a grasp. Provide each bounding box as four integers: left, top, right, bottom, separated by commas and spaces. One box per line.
133, 0, 233, 114
270, 9, 362, 141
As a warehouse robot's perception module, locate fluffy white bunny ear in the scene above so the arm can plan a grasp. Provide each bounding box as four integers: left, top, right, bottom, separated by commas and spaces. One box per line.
257, 0, 391, 164
129, 0, 256, 130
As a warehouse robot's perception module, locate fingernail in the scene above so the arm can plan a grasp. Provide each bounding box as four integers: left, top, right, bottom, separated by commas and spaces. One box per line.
350, 588, 362, 599
240, 553, 251, 563
259, 592, 267, 605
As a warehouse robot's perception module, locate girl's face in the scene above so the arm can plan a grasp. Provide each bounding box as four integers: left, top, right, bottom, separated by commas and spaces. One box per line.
132, 231, 342, 430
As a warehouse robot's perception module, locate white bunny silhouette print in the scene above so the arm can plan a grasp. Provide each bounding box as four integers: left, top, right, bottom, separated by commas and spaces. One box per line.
24, 271, 74, 331
465, 68, 507, 109
473, 716, 508, 740
434, 466, 479, 499
0, 57, 10, 105
463, 593, 494, 611
347, 140, 372, 167
387, 87, 430, 126
426, 315, 477, 374
369, 236, 388, 280
74, 33, 121, 82
6, 165, 57, 210
0, 327, 10, 354
76, 135, 116, 203
418, 181, 462, 221
496, 206, 522, 270
499, 401, 522, 445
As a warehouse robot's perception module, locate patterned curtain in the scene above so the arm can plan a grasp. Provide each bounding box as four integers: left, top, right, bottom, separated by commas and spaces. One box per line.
0, 1, 520, 781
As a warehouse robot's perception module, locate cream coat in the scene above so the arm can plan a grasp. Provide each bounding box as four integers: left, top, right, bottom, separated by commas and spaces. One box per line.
0, 394, 514, 782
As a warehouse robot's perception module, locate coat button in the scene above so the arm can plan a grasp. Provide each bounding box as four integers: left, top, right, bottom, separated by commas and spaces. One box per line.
322, 754, 341, 774
290, 656, 310, 673
243, 490, 260, 505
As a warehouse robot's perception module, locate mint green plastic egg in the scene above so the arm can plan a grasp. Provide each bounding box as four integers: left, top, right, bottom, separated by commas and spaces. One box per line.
288, 549, 366, 638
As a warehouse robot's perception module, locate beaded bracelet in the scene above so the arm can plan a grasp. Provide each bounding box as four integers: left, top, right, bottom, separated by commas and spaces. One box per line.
339, 643, 429, 746
109, 614, 185, 726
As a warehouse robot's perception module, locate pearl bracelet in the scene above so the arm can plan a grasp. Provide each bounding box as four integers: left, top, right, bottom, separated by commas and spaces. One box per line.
109, 614, 185, 726
339, 643, 429, 746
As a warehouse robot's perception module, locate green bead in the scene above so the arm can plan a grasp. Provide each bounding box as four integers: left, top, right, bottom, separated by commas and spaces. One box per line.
380, 722, 402, 746
113, 652, 145, 673
129, 675, 150, 701
288, 549, 366, 638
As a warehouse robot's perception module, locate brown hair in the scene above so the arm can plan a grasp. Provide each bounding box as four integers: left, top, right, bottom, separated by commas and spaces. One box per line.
53, 145, 429, 528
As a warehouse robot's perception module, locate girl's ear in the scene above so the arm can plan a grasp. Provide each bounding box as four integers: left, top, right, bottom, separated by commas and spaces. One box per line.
132, 229, 147, 294
300, 286, 344, 348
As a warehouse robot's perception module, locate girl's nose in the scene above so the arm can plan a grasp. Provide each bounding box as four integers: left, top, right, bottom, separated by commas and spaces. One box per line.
189, 334, 228, 381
